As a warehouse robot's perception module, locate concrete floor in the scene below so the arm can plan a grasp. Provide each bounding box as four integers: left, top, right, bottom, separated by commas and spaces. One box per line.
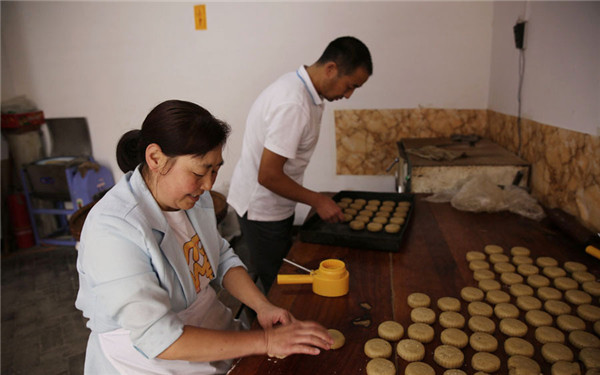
1, 235, 254, 375
1, 246, 87, 375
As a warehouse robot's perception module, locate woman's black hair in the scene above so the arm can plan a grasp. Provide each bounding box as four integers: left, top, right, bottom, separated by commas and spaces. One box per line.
116, 100, 231, 173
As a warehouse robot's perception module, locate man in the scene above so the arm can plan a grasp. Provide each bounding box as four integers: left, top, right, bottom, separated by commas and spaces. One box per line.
228, 36, 372, 292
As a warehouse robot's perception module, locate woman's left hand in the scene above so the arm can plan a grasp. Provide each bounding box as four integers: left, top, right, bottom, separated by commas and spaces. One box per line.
256, 303, 295, 329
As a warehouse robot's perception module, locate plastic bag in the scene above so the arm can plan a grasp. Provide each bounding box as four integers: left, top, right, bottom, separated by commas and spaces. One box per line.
424, 174, 545, 221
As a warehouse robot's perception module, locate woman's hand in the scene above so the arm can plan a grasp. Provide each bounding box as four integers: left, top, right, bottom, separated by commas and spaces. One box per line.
255, 302, 295, 329
263, 320, 333, 358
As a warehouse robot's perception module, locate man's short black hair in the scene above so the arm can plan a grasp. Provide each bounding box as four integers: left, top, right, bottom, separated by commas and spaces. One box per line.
316, 36, 373, 76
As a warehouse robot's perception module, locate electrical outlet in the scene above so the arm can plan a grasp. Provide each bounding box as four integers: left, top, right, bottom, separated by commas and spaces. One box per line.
513, 21, 526, 49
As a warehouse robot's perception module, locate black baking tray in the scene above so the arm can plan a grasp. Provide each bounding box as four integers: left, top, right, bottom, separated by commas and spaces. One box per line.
299, 190, 414, 252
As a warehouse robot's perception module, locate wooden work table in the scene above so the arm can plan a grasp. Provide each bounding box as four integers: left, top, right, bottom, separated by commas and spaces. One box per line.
229, 195, 599, 374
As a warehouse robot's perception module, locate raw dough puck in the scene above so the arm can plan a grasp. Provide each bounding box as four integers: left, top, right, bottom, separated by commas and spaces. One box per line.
484, 244, 504, 254
512, 255, 534, 265
355, 215, 370, 223
556, 314, 586, 332
473, 269, 495, 281
528, 274, 551, 288
411, 307, 436, 324
469, 332, 498, 352
364, 204, 379, 212
377, 321, 404, 341
443, 370, 466, 375
516, 295, 543, 311
384, 223, 400, 233
337, 201, 349, 208
568, 330, 600, 349
489, 253, 509, 264
517, 263, 539, 276
501, 272, 524, 285
510, 283, 534, 297
545, 300, 571, 316
372, 216, 388, 225
468, 316, 496, 334
494, 261, 516, 273
525, 309, 553, 327
579, 347, 600, 369
543, 266, 567, 279
396, 338, 425, 361
582, 281, 600, 297
439, 311, 465, 329
437, 297, 461, 312
479, 279, 501, 292
551, 361, 581, 375
541, 342, 573, 363
564, 289, 592, 305
511, 246, 531, 256
536, 256, 559, 267
460, 286, 484, 302
349, 220, 365, 231
366, 222, 383, 232
576, 304, 600, 321
535, 326, 565, 344
538, 286, 563, 301
404, 362, 434, 375
434, 344, 464, 369
572, 271, 595, 283
407, 323, 434, 343
407, 292, 430, 308
364, 338, 392, 359
354, 198, 367, 205
469, 260, 490, 271
563, 261, 587, 273
367, 199, 381, 206
359, 209, 374, 217
388, 217, 404, 226
468, 301, 493, 317
382, 200, 396, 207
499, 318, 528, 337
366, 358, 395, 375
485, 289, 511, 304
554, 276, 578, 291
440, 328, 469, 348
504, 337, 535, 357
507, 355, 541, 374
466, 251, 486, 261
494, 303, 520, 319
375, 211, 390, 218
471, 352, 501, 373
344, 208, 358, 215
327, 329, 345, 349
349, 202, 364, 210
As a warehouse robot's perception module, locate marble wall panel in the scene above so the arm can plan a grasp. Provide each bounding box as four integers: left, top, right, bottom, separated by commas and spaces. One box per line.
335, 108, 600, 232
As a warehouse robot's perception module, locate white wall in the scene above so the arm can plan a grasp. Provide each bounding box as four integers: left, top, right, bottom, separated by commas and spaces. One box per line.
2, 1, 494, 221
488, 1, 600, 136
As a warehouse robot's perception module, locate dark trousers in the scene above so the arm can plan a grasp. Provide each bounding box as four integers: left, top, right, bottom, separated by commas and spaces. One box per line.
237, 213, 294, 294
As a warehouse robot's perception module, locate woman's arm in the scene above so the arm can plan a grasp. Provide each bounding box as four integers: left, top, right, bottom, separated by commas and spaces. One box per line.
222, 266, 292, 327
156, 319, 331, 361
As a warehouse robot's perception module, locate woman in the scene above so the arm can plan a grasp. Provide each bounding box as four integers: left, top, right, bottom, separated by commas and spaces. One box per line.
75, 100, 332, 374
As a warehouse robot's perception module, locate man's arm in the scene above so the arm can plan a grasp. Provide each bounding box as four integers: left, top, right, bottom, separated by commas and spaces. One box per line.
257, 148, 343, 223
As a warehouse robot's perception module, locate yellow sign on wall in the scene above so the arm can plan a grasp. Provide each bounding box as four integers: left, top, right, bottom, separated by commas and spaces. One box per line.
194, 4, 207, 30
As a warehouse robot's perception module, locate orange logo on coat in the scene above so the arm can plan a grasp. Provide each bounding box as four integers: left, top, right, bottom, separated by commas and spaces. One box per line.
183, 234, 214, 292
